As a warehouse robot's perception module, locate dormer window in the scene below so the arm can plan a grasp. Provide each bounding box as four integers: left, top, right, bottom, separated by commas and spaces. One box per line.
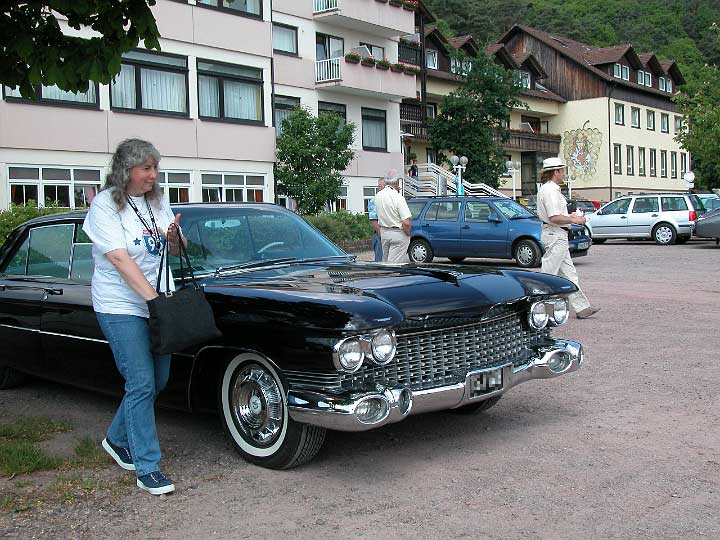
515, 70, 531, 89
614, 63, 629, 80
450, 58, 472, 75
666, 79, 673, 93
638, 71, 645, 85
659, 77, 666, 91
425, 49, 438, 70
645, 72, 652, 87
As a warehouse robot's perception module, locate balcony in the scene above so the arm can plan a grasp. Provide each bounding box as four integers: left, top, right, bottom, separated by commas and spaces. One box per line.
315, 58, 416, 99
495, 129, 561, 154
312, 0, 415, 39
400, 102, 428, 141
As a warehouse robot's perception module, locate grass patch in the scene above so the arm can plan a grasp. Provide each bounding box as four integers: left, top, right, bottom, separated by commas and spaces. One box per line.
0, 440, 62, 476
0, 416, 72, 443
72, 436, 107, 468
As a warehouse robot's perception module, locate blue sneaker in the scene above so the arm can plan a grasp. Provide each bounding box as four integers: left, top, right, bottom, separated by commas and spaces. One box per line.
101, 438, 135, 471
137, 471, 175, 495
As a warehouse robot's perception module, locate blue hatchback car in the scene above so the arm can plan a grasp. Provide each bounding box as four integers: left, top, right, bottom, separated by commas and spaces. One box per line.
407, 196, 591, 267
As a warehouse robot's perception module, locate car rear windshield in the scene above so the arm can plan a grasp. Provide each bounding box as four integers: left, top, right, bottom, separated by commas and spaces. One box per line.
494, 199, 535, 219
408, 200, 426, 220
688, 194, 704, 211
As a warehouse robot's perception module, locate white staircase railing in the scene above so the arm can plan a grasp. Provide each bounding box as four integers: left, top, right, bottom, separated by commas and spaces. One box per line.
313, 0, 338, 13
403, 163, 509, 198
315, 58, 341, 83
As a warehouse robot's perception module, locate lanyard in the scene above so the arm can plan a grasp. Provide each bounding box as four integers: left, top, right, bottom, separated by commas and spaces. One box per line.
126, 195, 162, 251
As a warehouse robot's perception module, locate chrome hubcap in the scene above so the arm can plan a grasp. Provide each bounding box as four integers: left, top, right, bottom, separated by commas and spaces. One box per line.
230, 365, 284, 447
656, 227, 672, 243
411, 244, 427, 262
517, 245, 533, 265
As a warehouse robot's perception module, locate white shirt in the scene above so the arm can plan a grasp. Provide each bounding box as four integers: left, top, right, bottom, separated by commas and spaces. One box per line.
83, 189, 176, 318
374, 186, 412, 229
537, 181, 569, 233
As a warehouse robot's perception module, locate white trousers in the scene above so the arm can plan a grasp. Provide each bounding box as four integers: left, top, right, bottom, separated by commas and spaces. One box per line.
381, 228, 410, 263
540, 230, 591, 313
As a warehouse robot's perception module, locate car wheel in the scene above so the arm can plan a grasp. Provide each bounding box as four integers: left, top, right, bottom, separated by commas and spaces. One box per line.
219, 353, 326, 470
448, 257, 466, 263
448, 396, 502, 415
0, 365, 26, 390
652, 223, 677, 245
409, 239, 434, 263
514, 239, 541, 268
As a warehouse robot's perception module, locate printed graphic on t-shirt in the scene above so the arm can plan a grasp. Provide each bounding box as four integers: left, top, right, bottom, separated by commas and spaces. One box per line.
135, 229, 165, 256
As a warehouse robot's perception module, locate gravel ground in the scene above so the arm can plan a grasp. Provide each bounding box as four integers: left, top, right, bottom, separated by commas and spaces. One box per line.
1, 239, 719, 540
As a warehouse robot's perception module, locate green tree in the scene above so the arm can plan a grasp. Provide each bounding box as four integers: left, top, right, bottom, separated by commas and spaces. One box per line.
275, 107, 356, 215
429, 51, 522, 187
0, 1, 161, 98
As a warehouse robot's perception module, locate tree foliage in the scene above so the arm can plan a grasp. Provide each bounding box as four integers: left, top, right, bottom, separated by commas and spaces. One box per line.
275, 108, 356, 215
0, 1, 161, 98
429, 52, 522, 187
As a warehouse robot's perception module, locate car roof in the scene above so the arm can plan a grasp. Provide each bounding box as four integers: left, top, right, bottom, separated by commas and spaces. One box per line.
408, 196, 511, 202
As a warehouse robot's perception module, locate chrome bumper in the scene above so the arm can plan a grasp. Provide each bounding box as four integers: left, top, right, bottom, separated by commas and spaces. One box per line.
288, 339, 583, 432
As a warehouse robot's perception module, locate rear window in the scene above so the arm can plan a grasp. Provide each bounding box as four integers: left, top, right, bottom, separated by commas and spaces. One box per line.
407, 200, 427, 220
661, 197, 688, 212
688, 194, 704, 211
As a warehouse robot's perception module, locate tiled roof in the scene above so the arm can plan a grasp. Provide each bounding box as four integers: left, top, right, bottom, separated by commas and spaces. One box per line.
585, 45, 640, 67
522, 87, 566, 103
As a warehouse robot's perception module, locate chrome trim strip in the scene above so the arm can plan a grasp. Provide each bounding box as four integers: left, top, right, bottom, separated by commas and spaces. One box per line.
0, 323, 107, 344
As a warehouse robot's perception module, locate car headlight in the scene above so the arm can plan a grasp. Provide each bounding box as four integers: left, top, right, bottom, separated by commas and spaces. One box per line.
549, 298, 570, 326
333, 337, 364, 372
528, 302, 549, 329
371, 329, 397, 365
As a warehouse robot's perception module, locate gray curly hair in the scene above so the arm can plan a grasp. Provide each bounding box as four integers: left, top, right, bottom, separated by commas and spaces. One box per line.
103, 138, 162, 210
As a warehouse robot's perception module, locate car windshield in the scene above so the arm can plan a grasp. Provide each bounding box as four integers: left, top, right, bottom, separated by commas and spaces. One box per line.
168, 205, 347, 275
494, 199, 535, 219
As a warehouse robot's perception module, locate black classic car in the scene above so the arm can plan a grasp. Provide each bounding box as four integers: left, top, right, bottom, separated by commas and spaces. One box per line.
0, 203, 584, 469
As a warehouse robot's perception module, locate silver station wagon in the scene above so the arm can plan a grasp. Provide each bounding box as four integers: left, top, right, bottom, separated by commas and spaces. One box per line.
585, 193, 705, 245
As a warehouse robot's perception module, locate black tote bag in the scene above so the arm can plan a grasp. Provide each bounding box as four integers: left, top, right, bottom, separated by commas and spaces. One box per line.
147, 233, 221, 355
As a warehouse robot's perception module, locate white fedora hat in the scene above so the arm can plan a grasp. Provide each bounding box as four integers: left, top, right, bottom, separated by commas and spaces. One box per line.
539, 157, 566, 174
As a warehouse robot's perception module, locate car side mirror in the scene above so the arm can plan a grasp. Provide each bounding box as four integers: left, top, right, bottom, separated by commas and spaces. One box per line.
488, 215, 502, 223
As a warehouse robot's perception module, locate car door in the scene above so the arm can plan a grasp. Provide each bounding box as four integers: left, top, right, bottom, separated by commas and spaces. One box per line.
460, 200, 509, 257
626, 196, 660, 237
419, 201, 462, 256
589, 198, 632, 237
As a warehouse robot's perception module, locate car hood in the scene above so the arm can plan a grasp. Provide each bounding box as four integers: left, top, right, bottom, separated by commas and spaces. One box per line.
200, 262, 578, 332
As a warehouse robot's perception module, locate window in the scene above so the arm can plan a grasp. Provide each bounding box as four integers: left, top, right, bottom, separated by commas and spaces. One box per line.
645, 72, 652, 87
159, 171, 191, 204
631, 107, 640, 128
660, 150, 667, 178
661, 197, 688, 212
631, 197, 659, 214
614, 103, 624, 125
361, 43, 385, 60
426, 104, 437, 119
27, 224, 74, 278
111, 50, 188, 115
274, 95, 300, 136
649, 149, 657, 177
273, 24, 298, 55
666, 79, 673, 93
198, 60, 263, 123
613, 144, 622, 174
681, 153, 687, 177
425, 49, 438, 69
464, 201, 495, 222
637, 71, 645, 85
318, 101, 346, 123
638, 147, 646, 176
660, 113, 669, 133
602, 198, 631, 215
316, 33, 344, 60
334, 185, 348, 211
7, 166, 101, 209
450, 58, 473, 75
363, 186, 378, 214
671, 151, 678, 179
659, 77, 666, 91
627, 146, 634, 175
613, 63, 622, 78
425, 201, 460, 221
3, 82, 98, 108
622, 65, 629, 80
196, 0, 261, 17
647, 110, 655, 130
426, 148, 437, 164
518, 71, 531, 89
201, 173, 265, 203
362, 108, 387, 151
674, 116, 682, 134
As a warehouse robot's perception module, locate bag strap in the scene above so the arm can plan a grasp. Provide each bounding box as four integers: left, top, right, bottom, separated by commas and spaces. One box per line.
155, 225, 198, 293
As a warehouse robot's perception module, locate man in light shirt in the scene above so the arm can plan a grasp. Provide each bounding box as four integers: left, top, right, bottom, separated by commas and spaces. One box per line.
374, 174, 412, 262
536, 157, 600, 319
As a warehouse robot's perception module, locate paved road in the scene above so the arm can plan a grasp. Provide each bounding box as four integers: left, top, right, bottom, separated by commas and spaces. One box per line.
2, 239, 719, 539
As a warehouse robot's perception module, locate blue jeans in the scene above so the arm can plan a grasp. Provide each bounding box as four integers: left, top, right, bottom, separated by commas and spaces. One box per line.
96, 313, 171, 477
372, 232, 383, 262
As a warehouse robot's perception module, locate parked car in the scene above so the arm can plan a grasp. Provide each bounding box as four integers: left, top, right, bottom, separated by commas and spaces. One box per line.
697, 194, 720, 212
584, 193, 705, 245
567, 199, 599, 214
694, 207, 720, 244
0, 203, 584, 469
407, 196, 591, 267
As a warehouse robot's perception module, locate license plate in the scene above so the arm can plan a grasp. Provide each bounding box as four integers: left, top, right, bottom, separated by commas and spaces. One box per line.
578, 241, 589, 249
468, 368, 504, 398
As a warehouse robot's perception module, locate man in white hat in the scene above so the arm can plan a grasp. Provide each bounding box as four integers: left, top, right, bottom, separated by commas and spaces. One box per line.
536, 157, 600, 319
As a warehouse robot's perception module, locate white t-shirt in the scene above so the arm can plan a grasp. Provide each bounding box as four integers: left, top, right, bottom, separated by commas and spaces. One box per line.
374, 186, 412, 228
83, 188, 176, 318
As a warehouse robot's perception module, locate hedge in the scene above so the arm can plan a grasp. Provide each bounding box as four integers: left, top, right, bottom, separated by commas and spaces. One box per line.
0, 202, 70, 245
303, 210, 373, 243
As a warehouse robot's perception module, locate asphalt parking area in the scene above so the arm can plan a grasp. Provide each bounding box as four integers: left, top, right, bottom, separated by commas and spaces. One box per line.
1, 239, 719, 540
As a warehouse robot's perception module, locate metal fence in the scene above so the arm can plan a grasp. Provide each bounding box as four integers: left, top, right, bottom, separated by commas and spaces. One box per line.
315, 58, 341, 83
313, 0, 338, 13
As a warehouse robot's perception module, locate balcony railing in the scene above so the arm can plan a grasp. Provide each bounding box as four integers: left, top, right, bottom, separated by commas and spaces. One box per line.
313, 0, 338, 13
399, 42, 422, 66
315, 58, 341, 83
494, 129, 562, 154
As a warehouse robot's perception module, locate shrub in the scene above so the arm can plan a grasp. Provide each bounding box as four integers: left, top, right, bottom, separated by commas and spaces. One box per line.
304, 210, 373, 243
0, 202, 70, 244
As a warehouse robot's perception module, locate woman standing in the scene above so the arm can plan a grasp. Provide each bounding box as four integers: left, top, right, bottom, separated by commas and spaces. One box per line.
83, 139, 182, 495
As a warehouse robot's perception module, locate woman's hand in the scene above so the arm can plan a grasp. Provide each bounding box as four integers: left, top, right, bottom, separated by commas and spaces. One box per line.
166, 213, 183, 256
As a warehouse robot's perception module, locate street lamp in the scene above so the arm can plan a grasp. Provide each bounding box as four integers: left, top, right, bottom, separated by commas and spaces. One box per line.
505, 160, 521, 200
450, 155, 468, 195
684, 171, 695, 190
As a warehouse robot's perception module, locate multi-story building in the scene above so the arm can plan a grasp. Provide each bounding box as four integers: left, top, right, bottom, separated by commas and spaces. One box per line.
0, 0, 417, 213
